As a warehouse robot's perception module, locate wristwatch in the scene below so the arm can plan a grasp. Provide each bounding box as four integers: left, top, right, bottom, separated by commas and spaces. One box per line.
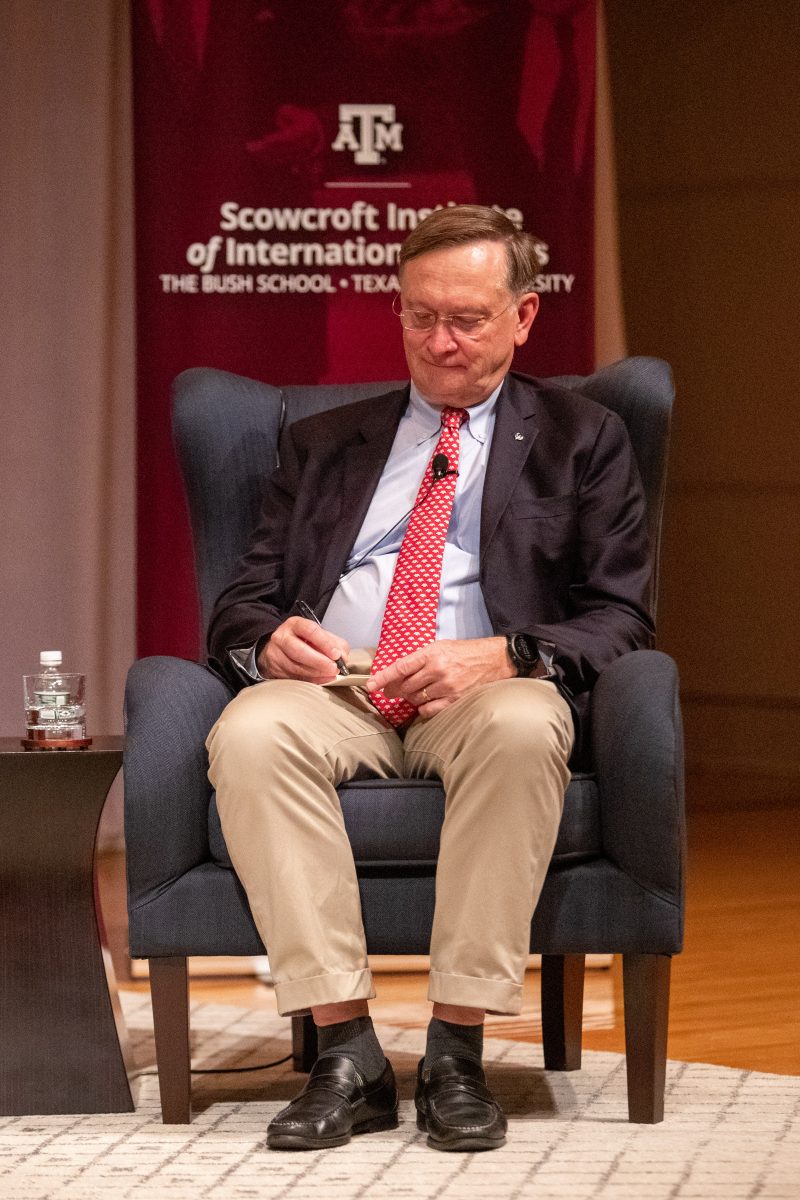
505, 632, 541, 677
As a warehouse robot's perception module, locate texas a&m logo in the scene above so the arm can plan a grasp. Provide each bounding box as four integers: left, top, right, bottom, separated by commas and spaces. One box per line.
332, 104, 403, 165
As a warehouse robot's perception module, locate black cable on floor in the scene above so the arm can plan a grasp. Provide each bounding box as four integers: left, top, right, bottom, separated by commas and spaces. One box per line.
190, 1054, 292, 1074
132, 1052, 293, 1078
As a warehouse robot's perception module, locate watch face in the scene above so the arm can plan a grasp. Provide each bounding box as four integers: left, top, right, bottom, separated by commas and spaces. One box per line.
513, 633, 539, 664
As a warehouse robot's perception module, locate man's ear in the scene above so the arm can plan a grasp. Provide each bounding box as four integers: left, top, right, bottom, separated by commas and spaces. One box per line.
514, 293, 539, 347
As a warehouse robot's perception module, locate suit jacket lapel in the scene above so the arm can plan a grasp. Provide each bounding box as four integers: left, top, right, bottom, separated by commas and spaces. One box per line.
480, 375, 541, 555
316, 387, 409, 608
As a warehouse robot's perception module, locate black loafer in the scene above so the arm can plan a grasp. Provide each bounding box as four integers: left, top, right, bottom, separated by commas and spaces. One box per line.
267, 1055, 399, 1150
415, 1055, 507, 1152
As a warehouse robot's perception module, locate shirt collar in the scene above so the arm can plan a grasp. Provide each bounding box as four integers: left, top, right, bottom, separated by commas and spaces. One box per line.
407, 379, 502, 446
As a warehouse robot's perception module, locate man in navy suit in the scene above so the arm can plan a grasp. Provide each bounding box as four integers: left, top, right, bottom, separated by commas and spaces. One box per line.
206, 205, 654, 1152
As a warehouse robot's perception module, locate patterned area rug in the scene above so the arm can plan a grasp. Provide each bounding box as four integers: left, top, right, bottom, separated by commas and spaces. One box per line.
0, 993, 797, 1199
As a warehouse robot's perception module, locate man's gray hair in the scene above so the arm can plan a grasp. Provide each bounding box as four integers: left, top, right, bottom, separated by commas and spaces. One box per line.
399, 204, 546, 295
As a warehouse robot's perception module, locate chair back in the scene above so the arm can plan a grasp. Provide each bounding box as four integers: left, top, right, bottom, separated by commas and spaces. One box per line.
172, 358, 673, 636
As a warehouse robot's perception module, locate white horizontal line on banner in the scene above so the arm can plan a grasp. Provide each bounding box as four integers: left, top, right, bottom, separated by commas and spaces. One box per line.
324, 181, 412, 188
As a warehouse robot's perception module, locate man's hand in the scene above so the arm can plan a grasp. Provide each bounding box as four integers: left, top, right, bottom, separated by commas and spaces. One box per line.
258, 617, 350, 684
366, 637, 515, 717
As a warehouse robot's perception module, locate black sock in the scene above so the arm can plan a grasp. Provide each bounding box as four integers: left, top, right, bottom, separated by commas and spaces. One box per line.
315, 1015, 386, 1082
424, 1016, 484, 1070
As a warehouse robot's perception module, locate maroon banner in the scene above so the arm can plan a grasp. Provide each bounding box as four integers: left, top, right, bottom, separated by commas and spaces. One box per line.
133, 0, 596, 660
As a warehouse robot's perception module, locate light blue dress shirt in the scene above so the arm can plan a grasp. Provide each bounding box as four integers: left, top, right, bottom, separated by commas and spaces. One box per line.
320, 382, 501, 650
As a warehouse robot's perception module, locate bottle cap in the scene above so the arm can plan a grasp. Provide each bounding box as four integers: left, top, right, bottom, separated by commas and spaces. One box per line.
40, 651, 63, 667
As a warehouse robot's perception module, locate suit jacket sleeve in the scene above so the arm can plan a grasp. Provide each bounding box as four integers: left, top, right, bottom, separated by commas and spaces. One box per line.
206, 424, 303, 688
523, 407, 655, 701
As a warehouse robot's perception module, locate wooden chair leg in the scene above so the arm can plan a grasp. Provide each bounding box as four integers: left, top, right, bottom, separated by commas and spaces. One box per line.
622, 952, 671, 1124
541, 953, 585, 1070
291, 1015, 318, 1073
149, 956, 191, 1123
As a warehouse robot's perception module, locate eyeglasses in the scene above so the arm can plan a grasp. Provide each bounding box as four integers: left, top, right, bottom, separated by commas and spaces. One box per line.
391, 293, 514, 339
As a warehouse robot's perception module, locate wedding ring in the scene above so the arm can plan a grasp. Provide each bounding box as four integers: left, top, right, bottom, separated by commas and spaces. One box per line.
422, 687, 429, 703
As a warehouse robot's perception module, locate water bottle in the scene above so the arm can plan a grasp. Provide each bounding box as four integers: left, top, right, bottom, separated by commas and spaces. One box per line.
24, 652, 87, 743
39, 651, 65, 687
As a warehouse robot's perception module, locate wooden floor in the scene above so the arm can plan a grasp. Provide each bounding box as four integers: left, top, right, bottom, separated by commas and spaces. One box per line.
100, 803, 800, 1076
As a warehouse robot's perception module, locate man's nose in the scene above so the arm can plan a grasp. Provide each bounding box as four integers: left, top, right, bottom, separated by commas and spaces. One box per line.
426, 317, 459, 352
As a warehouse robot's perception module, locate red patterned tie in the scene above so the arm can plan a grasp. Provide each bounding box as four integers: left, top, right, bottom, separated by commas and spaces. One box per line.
369, 406, 468, 727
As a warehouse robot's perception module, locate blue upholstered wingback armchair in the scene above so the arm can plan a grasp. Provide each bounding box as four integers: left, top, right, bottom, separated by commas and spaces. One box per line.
124, 357, 685, 1125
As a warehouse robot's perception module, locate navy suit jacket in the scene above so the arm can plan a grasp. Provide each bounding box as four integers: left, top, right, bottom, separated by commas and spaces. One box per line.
207, 372, 655, 756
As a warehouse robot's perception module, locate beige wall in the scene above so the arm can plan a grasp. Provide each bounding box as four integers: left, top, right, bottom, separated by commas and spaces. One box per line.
0, 2, 134, 746
0, 3, 134, 844
607, 1, 800, 805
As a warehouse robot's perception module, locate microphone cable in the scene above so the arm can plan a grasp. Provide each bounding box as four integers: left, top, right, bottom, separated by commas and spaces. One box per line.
132, 1052, 293, 1079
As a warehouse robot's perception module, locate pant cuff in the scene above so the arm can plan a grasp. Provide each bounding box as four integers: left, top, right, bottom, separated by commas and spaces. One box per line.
428, 969, 523, 1015
273, 968, 375, 1016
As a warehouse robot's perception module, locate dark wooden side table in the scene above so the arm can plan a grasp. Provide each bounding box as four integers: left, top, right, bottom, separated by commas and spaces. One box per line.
0, 736, 135, 1114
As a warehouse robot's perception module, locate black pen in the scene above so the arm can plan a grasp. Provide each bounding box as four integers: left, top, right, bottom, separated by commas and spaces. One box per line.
295, 600, 349, 676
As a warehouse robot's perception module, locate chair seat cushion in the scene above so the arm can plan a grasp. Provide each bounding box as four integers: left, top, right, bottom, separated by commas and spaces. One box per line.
207, 773, 600, 870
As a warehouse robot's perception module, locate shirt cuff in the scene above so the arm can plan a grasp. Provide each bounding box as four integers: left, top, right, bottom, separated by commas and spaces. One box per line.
537, 638, 557, 680
228, 643, 266, 683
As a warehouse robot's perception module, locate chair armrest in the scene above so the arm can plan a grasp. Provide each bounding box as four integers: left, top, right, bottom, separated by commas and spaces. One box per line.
591, 650, 685, 906
124, 656, 234, 905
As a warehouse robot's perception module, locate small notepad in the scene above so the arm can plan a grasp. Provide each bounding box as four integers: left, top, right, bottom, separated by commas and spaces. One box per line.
322, 674, 371, 688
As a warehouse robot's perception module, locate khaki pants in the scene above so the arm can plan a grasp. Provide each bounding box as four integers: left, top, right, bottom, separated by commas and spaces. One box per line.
206, 669, 573, 1016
